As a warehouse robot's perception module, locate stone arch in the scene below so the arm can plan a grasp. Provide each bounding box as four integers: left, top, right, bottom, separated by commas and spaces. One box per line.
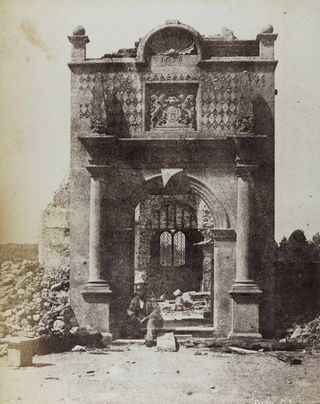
136, 22, 203, 62
131, 174, 230, 229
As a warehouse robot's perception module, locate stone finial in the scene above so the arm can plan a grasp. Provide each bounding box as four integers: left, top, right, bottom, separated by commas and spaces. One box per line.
166, 20, 181, 25
72, 25, 86, 36
260, 24, 273, 34
68, 26, 89, 62
256, 24, 277, 59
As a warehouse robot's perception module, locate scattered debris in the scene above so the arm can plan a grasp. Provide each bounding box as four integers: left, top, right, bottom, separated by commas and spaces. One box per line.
268, 352, 303, 365
86, 370, 95, 374
71, 345, 86, 352
205, 339, 305, 352
158, 290, 210, 320
229, 346, 259, 355
287, 315, 320, 349
45, 377, 59, 380
69, 327, 102, 348
173, 289, 182, 297
0, 260, 75, 341
88, 349, 109, 355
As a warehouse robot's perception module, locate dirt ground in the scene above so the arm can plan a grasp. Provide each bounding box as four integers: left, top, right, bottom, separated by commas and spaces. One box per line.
0, 345, 319, 404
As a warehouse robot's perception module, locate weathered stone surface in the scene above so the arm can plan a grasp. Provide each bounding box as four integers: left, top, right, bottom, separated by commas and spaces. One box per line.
38, 176, 70, 273
0, 258, 77, 341
157, 332, 179, 352
70, 327, 103, 347
68, 22, 277, 339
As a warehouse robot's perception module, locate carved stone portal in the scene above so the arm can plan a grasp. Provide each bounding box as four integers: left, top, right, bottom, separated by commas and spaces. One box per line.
146, 83, 198, 130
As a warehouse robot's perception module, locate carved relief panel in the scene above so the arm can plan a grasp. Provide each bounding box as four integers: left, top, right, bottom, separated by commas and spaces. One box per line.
145, 82, 198, 131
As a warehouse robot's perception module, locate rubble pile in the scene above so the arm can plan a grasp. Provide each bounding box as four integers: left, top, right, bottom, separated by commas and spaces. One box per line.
0, 259, 77, 340
158, 290, 211, 321
289, 315, 320, 349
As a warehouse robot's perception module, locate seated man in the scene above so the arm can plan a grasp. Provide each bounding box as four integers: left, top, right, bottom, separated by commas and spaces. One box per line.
127, 283, 163, 347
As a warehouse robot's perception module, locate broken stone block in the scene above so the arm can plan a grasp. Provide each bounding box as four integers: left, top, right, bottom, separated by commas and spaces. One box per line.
173, 289, 182, 297
53, 319, 65, 332
70, 326, 103, 347
156, 332, 179, 352
290, 326, 304, 340
4, 336, 39, 367
71, 345, 86, 352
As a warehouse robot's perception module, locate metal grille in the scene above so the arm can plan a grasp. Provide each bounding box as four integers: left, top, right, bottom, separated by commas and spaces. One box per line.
173, 231, 186, 266
160, 231, 172, 266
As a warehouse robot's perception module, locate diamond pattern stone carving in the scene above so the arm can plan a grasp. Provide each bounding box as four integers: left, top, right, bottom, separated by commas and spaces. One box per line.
200, 72, 265, 130
78, 71, 265, 133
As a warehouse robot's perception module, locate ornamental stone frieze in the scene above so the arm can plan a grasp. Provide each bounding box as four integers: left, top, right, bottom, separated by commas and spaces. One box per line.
77, 70, 267, 135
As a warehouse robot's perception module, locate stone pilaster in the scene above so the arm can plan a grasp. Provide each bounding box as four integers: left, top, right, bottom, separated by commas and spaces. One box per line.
210, 229, 236, 337
229, 164, 262, 339
81, 174, 112, 335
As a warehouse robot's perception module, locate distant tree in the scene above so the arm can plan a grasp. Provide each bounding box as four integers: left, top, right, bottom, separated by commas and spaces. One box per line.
279, 236, 288, 248
287, 229, 310, 261
309, 232, 320, 261
288, 229, 307, 247
275, 229, 317, 331
312, 232, 320, 245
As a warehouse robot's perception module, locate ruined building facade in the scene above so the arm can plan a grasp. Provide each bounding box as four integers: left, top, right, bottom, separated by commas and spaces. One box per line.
67, 21, 277, 339
38, 176, 70, 273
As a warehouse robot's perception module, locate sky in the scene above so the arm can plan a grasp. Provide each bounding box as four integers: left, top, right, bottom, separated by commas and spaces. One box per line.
0, 0, 319, 243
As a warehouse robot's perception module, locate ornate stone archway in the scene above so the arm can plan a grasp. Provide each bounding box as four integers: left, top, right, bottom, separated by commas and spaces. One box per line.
68, 21, 277, 339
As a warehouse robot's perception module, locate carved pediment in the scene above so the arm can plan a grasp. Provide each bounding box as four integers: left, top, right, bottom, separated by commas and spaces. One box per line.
148, 27, 196, 56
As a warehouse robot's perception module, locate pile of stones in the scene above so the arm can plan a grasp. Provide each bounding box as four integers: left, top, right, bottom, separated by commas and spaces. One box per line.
289, 315, 320, 349
0, 260, 77, 340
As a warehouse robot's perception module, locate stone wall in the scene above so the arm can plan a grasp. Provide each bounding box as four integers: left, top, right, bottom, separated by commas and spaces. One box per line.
38, 176, 70, 272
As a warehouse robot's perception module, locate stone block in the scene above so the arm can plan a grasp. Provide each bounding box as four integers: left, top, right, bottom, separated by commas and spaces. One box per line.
4, 337, 38, 367
156, 332, 178, 352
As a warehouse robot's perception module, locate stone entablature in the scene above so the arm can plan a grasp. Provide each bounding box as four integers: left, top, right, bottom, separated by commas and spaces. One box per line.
75, 70, 271, 137
69, 20, 277, 139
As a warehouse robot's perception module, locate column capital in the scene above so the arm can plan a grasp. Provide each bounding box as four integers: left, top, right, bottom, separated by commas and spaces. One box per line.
210, 229, 236, 242
87, 165, 111, 179
235, 163, 259, 179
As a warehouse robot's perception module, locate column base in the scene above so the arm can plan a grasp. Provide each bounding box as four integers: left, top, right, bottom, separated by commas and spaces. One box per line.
229, 280, 262, 296
81, 283, 112, 334
229, 281, 262, 338
228, 332, 262, 339
82, 282, 113, 298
